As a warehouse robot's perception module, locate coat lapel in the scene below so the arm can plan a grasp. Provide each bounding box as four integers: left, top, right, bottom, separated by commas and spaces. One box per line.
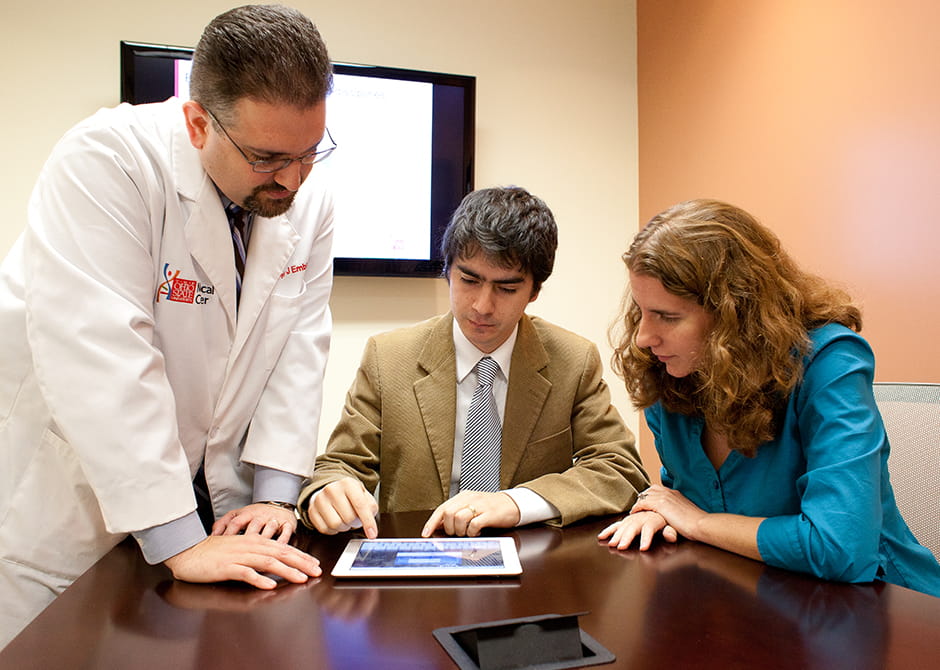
413, 316, 459, 498
173, 120, 239, 334
230, 214, 299, 357
501, 315, 552, 485
182, 178, 240, 335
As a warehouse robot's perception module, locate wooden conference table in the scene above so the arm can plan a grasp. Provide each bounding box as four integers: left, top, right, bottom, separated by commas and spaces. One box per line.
2, 511, 938, 669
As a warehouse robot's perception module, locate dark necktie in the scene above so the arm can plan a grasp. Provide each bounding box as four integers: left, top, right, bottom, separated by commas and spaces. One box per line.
226, 203, 249, 306
460, 356, 502, 492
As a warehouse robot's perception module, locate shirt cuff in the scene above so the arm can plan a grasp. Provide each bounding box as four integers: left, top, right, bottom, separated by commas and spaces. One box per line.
132, 511, 207, 565
253, 466, 303, 506
505, 487, 560, 526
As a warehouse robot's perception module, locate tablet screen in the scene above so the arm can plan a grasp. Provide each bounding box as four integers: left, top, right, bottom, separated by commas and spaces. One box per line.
332, 537, 522, 578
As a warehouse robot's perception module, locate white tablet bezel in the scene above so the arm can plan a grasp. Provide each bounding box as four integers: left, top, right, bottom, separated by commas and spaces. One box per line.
331, 537, 523, 578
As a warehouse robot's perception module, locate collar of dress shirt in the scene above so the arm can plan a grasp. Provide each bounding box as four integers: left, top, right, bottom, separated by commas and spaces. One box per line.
218, 189, 236, 212
453, 316, 517, 384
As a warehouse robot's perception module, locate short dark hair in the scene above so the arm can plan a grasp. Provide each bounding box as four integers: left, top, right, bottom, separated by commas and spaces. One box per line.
441, 186, 558, 292
189, 4, 332, 123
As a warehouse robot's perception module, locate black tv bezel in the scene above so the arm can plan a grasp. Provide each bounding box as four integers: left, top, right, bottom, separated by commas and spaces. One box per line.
119, 40, 475, 279
120, 40, 195, 105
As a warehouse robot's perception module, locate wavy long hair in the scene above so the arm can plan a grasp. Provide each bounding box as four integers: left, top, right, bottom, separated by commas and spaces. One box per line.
611, 199, 862, 455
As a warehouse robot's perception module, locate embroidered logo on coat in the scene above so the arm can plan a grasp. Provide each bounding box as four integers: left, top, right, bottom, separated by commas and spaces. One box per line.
156, 264, 215, 305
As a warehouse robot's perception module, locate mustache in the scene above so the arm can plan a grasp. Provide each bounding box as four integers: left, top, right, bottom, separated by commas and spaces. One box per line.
256, 184, 294, 194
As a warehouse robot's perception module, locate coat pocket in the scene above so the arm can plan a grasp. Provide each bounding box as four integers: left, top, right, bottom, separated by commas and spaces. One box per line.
515, 426, 575, 479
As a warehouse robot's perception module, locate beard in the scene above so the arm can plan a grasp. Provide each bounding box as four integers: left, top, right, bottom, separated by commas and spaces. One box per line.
243, 184, 297, 218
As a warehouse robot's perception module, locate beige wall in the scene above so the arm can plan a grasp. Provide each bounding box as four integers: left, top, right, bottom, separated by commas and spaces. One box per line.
2, 1, 640, 453
637, 0, 940, 480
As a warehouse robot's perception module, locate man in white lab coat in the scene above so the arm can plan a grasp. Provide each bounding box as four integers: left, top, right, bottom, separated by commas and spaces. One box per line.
0, 5, 334, 647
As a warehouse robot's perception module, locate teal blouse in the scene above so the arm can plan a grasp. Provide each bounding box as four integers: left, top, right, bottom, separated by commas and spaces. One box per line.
647, 323, 940, 596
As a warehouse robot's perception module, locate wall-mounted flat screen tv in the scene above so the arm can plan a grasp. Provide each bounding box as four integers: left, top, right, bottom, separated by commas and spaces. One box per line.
120, 40, 475, 278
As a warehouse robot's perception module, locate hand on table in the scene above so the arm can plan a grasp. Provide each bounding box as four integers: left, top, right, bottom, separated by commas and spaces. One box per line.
598, 485, 699, 550
163, 534, 321, 590
597, 484, 707, 551
306, 478, 379, 539
629, 484, 708, 540
421, 491, 521, 537
212, 502, 297, 543
599, 510, 679, 550
601, 485, 764, 563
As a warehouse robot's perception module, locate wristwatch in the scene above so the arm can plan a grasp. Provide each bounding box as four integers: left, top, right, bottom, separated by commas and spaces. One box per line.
258, 500, 300, 519
259, 500, 296, 511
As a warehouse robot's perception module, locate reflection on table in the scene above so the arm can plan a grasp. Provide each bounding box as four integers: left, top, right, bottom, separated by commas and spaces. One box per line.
1, 511, 937, 669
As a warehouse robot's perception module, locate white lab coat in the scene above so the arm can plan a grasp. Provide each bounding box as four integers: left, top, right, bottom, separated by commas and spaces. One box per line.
0, 99, 333, 643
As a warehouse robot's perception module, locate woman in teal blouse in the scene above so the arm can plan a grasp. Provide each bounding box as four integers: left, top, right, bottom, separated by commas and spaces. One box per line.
599, 199, 940, 596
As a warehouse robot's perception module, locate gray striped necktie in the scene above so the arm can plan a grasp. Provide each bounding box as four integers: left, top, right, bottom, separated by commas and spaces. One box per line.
460, 356, 502, 492
226, 203, 248, 306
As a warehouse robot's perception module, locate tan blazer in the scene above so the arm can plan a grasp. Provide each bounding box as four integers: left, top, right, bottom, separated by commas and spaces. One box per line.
300, 313, 648, 526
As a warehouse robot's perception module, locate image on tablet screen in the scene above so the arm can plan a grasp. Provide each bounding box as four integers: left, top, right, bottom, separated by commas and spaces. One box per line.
353, 540, 505, 570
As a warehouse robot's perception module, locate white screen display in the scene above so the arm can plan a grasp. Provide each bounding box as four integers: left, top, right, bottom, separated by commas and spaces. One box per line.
174, 59, 192, 100
324, 74, 434, 260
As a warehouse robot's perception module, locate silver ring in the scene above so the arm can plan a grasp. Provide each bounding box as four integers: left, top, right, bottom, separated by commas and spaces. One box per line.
637, 492, 649, 500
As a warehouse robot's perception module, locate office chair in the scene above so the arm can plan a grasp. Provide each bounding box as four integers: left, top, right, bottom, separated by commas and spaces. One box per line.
872, 382, 940, 561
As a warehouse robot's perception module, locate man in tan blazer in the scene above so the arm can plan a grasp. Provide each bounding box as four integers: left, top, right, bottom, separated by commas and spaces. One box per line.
299, 187, 648, 538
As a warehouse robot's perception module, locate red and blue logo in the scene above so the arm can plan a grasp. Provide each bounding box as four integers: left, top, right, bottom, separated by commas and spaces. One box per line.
156, 264, 214, 305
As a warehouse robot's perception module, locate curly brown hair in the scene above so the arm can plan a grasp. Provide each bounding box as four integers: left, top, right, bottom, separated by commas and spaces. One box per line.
611, 199, 862, 455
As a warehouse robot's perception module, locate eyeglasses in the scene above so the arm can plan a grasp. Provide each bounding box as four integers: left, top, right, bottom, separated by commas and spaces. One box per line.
204, 107, 336, 173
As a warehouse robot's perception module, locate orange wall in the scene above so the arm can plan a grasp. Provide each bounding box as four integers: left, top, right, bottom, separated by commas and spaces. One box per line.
636, 0, 940, 479
638, 0, 940, 381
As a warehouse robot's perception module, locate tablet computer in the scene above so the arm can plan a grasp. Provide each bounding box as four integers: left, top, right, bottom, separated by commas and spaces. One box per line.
331, 537, 522, 578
